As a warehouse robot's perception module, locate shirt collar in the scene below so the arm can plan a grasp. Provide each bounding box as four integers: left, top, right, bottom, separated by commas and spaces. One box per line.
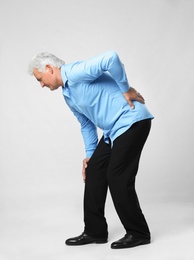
61, 64, 68, 85
61, 64, 70, 97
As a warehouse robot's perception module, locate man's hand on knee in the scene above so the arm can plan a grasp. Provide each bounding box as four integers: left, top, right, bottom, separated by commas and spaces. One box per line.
82, 158, 90, 183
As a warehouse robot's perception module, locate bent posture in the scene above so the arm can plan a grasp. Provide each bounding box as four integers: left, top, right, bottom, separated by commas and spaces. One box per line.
29, 50, 154, 249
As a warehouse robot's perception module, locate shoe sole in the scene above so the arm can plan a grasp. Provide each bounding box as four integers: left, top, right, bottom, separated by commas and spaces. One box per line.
95, 240, 108, 244
66, 240, 108, 246
111, 240, 151, 249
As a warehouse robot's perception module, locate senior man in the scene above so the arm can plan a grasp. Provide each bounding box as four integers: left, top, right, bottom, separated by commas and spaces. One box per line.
28, 50, 153, 249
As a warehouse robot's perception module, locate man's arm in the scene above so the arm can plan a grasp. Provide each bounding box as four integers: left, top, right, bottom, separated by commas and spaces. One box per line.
68, 50, 145, 108
68, 50, 129, 91
74, 112, 97, 182
68, 106, 98, 158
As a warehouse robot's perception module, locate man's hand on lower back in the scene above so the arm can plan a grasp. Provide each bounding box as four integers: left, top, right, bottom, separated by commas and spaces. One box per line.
123, 87, 145, 109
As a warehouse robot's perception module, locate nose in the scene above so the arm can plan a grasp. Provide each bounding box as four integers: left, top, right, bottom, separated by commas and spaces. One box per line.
40, 82, 45, 88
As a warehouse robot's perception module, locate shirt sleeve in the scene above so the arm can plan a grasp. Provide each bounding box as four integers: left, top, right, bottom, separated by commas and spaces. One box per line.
68, 105, 98, 158
68, 50, 130, 93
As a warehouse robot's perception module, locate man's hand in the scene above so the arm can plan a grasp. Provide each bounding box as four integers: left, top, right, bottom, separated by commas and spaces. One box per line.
82, 158, 90, 183
123, 87, 145, 109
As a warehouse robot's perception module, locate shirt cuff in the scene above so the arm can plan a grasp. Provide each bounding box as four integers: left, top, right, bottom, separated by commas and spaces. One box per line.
119, 82, 131, 93
86, 149, 95, 158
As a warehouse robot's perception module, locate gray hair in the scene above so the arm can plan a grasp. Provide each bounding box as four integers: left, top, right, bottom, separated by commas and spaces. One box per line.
28, 52, 65, 75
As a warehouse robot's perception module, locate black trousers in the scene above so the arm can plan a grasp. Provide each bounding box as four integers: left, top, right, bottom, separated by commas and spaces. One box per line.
84, 119, 151, 239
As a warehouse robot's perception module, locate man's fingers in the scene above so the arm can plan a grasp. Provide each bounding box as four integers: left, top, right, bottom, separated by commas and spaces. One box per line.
136, 92, 145, 103
123, 87, 145, 109
82, 168, 86, 183
84, 162, 88, 168
82, 158, 90, 183
137, 96, 145, 104
128, 100, 135, 109
127, 94, 145, 109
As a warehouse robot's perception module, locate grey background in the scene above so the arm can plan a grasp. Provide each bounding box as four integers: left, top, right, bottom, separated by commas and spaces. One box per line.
0, 0, 194, 259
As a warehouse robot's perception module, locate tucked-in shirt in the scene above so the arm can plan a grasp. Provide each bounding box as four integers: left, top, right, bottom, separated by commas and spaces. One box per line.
61, 50, 153, 157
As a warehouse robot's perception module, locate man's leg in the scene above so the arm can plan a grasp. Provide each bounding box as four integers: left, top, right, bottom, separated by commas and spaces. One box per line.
83, 137, 111, 239
108, 119, 151, 240
65, 137, 111, 245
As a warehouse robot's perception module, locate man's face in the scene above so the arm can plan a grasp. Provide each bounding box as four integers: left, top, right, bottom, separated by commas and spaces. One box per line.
33, 65, 61, 91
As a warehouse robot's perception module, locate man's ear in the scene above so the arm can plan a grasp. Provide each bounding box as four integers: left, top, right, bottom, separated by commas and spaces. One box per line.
45, 64, 54, 74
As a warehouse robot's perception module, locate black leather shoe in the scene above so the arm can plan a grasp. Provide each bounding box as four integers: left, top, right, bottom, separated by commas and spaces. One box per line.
65, 232, 108, 246
111, 234, 150, 249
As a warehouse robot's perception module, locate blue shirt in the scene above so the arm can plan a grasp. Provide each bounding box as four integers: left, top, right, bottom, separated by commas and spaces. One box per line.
61, 50, 153, 157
